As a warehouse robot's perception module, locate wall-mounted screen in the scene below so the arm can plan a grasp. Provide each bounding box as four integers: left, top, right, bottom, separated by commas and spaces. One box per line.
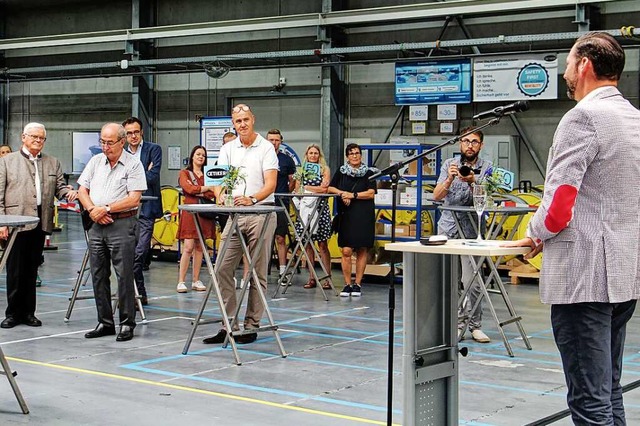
395, 59, 472, 105
72, 131, 102, 174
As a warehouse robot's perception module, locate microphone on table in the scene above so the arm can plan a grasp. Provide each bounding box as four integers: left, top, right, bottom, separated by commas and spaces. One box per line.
473, 100, 530, 121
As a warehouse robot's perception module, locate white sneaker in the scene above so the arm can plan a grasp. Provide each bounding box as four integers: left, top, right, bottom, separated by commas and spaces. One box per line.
176, 282, 188, 293
471, 329, 490, 343
192, 280, 206, 291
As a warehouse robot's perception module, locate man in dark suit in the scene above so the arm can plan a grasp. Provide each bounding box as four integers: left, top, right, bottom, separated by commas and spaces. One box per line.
0, 122, 76, 328
123, 117, 162, 305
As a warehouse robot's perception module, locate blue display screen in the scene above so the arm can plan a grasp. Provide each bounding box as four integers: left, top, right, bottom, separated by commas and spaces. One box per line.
395, 59, 472, 105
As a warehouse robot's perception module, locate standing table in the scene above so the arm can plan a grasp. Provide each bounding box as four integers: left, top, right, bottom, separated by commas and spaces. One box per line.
438, 205, 536, 356
272, 193, 337, 300
64, 196, 157, 323
0, 215, 39, 414
180, 204, 287, 365
385, 240, 530, 426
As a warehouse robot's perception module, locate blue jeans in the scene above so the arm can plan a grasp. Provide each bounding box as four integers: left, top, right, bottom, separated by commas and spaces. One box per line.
551, 300, 636, 425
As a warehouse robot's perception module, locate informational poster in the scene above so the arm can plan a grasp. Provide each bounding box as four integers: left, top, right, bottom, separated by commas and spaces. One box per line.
72, 131, 101, 174
473, 54, 558, 102
200, 116, 233, 158
167, 146, 181, 170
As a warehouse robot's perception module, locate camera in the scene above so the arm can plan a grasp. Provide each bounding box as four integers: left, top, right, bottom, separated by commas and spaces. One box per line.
458, 164, 473, 177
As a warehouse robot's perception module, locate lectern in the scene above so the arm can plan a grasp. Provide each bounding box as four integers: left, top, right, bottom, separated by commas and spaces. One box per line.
385, 239, 530, 426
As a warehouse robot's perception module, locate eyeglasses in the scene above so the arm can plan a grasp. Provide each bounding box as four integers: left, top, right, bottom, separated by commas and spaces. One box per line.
125, 130, 141, 137
347, 151, 361, 156
99, 138, 122, 147
232, 105, 251, 113
25, 134, 46, 142
461, 139, 481, 147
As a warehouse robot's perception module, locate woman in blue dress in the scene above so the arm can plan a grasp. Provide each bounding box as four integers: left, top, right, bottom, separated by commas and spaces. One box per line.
294, 144, 332, 289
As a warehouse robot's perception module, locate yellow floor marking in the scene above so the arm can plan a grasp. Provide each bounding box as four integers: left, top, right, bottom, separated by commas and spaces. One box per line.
8, 356, 398, 425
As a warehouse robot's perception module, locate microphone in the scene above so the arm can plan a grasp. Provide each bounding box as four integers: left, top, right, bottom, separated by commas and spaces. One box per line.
473, 100, 530, 121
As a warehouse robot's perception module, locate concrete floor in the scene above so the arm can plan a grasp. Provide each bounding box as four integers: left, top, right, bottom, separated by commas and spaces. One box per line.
0, 210, 638, 425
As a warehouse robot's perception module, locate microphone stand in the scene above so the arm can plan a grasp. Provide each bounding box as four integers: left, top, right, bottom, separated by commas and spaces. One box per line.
370, 117, 501, 426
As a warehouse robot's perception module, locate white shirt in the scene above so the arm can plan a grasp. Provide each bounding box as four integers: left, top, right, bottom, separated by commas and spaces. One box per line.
216, 133, 279, 204
127, 141, 143, 161
21, 147, 41, 206
78, 150, 147, 208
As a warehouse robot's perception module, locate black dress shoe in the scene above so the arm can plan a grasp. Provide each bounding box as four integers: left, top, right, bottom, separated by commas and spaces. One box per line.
142, 264, 150, 271
23, 315, 42, 327
235, 332, 258, 344
202, 329, 227, 344
1, 316, 19, 329
85, 323, 116, 339
116, 325, 134, 342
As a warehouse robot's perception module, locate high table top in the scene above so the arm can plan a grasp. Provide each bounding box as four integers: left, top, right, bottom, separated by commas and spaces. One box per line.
385, 239, 531, 257
179, 204, 284, 214
0, 215, 40, 227
439, 205, 537, 213
275, 193, 337, 198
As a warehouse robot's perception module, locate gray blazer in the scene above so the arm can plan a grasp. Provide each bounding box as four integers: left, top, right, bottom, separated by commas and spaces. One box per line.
0, 150, 71, 234
528, 86, 640, 305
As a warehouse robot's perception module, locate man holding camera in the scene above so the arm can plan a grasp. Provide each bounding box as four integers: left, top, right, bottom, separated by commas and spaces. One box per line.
433, 126, 492, 343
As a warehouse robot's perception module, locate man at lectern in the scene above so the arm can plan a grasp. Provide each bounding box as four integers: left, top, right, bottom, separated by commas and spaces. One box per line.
507, 32, 640, 424
433, 126, 492, 344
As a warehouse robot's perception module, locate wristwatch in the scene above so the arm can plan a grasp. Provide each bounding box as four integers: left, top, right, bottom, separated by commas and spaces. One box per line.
353, 192, 358, 199
105, 205, 111, 213
250, 196, 258, 205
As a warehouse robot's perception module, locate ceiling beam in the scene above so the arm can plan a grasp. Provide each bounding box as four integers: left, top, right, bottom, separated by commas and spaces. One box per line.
0, 0, 618, 51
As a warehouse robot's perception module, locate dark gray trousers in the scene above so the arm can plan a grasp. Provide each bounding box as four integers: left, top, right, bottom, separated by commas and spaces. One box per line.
87, 216, 137, 328
133, 215, 154, 297
552, 300, 637, 425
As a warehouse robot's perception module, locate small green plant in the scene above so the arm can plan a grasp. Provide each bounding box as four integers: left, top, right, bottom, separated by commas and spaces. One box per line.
478, 166, 506, 195
221, 166, 247, 204
292, 163, 319, 192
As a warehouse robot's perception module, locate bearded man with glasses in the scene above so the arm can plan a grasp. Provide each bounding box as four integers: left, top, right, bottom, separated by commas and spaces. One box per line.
433, 126, 493, 343
0, 122, 77, 328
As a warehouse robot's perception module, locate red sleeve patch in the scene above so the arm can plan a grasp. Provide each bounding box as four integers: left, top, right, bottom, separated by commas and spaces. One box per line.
544, 184, 578, 233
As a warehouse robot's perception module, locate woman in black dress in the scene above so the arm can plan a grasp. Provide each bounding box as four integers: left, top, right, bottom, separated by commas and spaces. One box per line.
328, 143, 376, 297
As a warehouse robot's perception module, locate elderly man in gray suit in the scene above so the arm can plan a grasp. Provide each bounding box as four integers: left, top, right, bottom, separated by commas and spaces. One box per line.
0, 122, 77, 328
508, 33, 640, 424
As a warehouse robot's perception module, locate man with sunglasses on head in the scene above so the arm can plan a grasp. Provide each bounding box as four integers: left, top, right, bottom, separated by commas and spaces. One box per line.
123, 117, 162, 305
202, 103, 279, 346
0, 122, 77, 329
77, 123, 147, 342
433, 126, 492, 343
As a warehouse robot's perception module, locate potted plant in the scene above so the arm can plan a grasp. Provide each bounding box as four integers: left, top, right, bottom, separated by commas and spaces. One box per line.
221, 165, 247, 206
292, 163, 319, 194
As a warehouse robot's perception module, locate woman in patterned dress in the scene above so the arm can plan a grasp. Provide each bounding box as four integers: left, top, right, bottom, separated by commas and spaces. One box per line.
294, 144, 332, 289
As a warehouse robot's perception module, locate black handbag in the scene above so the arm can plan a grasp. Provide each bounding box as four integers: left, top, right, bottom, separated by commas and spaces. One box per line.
331, 213, 342, 235
197, 197, 218, 220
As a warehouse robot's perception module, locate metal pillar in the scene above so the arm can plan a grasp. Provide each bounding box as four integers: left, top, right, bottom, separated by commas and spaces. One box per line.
320, 0, 345, 171
130, 0, 156, 134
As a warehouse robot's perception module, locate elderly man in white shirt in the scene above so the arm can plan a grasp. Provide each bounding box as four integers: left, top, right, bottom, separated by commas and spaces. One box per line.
203, 104, 278, 346
78, 122, 147, 342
